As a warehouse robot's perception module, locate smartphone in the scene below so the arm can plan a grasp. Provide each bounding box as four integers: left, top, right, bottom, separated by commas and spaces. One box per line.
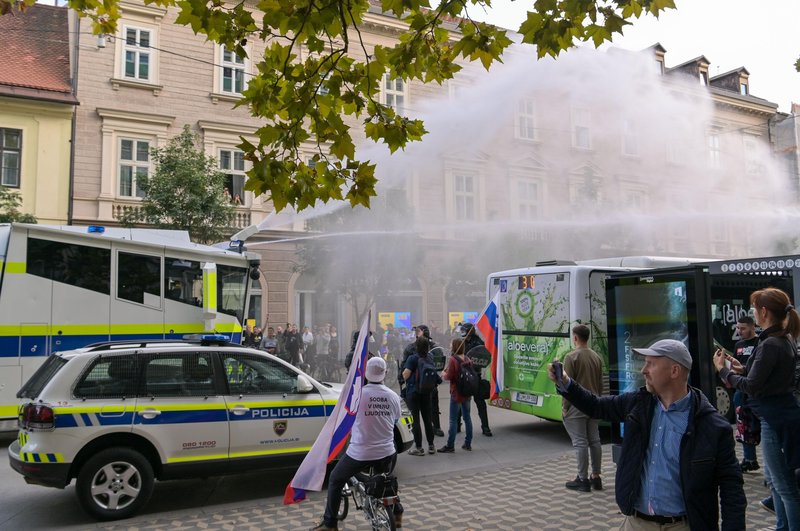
552, 360, 564, 389
713, 339, 732, 357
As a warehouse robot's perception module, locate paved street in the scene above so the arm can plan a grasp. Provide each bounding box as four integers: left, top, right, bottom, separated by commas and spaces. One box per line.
0, 387, 779, 530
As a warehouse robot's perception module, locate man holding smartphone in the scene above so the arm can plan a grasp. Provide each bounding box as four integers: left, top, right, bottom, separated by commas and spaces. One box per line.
549, 339, 745, 530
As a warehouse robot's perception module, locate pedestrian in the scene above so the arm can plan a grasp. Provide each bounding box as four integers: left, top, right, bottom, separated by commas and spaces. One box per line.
438, 338, 473, 453
715, 287, 800, 530
550, 339, 745, 530
316, 324, 331, 362
285, 324, 302, 367
731, 315, 760, 473
560, 324, 603, 492
461, 322, 492, 436
402, 336, 439, 455
400, 325, 445, 437
310, 357, 403, 531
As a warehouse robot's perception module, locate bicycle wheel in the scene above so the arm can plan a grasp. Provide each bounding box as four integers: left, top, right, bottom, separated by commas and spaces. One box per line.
336, 492, 349, 520
369, 498, 396, 531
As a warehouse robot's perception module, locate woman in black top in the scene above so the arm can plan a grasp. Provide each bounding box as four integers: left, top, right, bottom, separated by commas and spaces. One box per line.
715, 287, 800, 530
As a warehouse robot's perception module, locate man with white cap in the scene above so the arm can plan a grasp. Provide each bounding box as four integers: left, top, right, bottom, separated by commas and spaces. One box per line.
311, 356, 403, 531
548, 339, 745, 531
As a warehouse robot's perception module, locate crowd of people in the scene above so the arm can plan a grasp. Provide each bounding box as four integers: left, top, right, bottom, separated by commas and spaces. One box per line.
242, 322, 340, 369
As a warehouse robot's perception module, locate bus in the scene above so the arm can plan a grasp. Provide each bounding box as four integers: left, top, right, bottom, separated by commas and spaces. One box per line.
484, 257, 709, 422
0, 223, 260, 430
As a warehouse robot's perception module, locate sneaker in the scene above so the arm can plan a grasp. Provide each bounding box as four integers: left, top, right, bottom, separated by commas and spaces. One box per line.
437, 445, 455, 453
760, 496, 775, 514
407, 447, 425, 456
434, 428, 445, 437
565, 476, 591, 492
461, 443, 472, 451
428, 444, 436, 455
482, 428, 493, 437
590, 475, 603, 490
740, 459, 760, 472
309, 523, 338, 531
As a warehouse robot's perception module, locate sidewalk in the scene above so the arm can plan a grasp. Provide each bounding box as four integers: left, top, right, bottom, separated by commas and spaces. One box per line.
104, 450, 774, 531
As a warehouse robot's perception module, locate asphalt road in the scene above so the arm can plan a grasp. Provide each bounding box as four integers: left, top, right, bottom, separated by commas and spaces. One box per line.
0, 389, 582, 530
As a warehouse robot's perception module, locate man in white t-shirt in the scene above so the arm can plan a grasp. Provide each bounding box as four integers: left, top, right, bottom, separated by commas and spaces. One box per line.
311, 357, 403, 531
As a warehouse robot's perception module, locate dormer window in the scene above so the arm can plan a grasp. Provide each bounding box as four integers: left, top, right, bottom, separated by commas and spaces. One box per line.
740, 82, 748, 95
654, 59, 664, 76
699, 71, 708, 86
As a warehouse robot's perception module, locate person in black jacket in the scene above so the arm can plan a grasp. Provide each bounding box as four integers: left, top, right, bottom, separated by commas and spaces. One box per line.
550, 339, 745, 531
461, 323, 492, 436
400, 325, 444, 437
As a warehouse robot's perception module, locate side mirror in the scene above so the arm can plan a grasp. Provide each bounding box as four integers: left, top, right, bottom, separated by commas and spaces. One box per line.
296, 374, 314, 393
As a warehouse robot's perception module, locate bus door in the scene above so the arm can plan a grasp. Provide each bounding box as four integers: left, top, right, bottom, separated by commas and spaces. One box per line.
606, 266, 714, 442
110, 248, 164, 341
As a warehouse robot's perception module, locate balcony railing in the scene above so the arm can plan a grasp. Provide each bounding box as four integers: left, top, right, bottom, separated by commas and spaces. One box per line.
112, 202, 252, 229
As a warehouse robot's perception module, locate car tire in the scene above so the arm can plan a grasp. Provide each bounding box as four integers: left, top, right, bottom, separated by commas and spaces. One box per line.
76, 447, 155, 521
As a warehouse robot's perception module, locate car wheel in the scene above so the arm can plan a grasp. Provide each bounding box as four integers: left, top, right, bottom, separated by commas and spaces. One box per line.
76, 447, 154, 521
715, 385, 735, 423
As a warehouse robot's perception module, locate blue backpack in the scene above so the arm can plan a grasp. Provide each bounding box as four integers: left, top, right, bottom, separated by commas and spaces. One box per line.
416, 355, 439, 394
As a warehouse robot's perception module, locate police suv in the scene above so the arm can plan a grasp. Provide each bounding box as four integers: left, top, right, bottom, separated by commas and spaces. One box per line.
9, 337, 414, 520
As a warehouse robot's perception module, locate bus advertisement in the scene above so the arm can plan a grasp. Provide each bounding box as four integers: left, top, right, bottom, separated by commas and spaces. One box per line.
485, 255, 800, 424
0, 223, 261, 430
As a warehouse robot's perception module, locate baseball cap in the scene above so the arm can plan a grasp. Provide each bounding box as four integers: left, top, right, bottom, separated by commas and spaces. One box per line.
365, 356, 387, 382
632, 339, 692, 370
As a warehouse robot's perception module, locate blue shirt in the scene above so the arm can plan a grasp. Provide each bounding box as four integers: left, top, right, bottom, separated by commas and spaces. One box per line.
635, 391, 692, 517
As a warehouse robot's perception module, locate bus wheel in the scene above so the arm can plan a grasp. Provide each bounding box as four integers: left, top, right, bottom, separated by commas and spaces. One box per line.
715, 386, 735, 423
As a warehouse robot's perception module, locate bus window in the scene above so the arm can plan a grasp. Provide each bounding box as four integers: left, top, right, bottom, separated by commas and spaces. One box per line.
217, 264, 247, 322
164, 257, 203, 307
27, 237, 110, 294
117, 251, 161, 306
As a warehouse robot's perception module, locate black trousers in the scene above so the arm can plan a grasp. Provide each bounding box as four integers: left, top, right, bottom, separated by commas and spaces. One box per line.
431, 387, 442, 430
407, 391, 435, 447
323, 453, 397, 526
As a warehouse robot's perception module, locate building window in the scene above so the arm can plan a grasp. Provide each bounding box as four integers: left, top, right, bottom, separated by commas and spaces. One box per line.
382, 75, 405, 114
123, 27, 152, 81
622, 120, 639, 156
454, 174, 476, 221
740, 83, 748, 95
699, 70, 708, 86
654, 59, 664, 76
220, 45, 246, 94
1, 128, 21, 188
572, 108, 591, 149
515, 99, 537, 141
707, 131, 721, 169
219, 148, 245, 205
517, 180, 539, 219
743, 135, 761, 175
119, 139, 149, 197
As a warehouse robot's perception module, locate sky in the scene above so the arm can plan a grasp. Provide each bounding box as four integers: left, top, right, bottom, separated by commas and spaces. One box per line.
470, 0, 800, 113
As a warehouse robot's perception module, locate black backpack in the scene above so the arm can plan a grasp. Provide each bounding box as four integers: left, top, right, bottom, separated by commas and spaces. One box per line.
454, 356, 481, 398
416, 355, 439, 394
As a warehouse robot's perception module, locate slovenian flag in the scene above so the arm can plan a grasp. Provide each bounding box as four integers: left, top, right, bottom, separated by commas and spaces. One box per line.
284, 313, 371, 504
476, 291, 503, 401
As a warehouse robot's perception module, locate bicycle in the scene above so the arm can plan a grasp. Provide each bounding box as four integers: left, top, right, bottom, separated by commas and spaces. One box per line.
337, 467, 400, 531
311, 354, 343, 382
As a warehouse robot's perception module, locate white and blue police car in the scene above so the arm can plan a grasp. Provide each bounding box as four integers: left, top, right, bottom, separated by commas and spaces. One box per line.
9, 336, 413, 520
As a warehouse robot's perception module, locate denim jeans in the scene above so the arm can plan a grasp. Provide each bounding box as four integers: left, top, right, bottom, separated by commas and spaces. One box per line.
761, 420, 800, 531
447, 397, 472, 448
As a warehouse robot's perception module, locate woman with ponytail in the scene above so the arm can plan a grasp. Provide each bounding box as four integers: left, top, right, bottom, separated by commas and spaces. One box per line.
715, 287, 800, 530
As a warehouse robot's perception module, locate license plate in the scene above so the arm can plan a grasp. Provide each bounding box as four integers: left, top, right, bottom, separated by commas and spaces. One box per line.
515, 392, 541, 406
